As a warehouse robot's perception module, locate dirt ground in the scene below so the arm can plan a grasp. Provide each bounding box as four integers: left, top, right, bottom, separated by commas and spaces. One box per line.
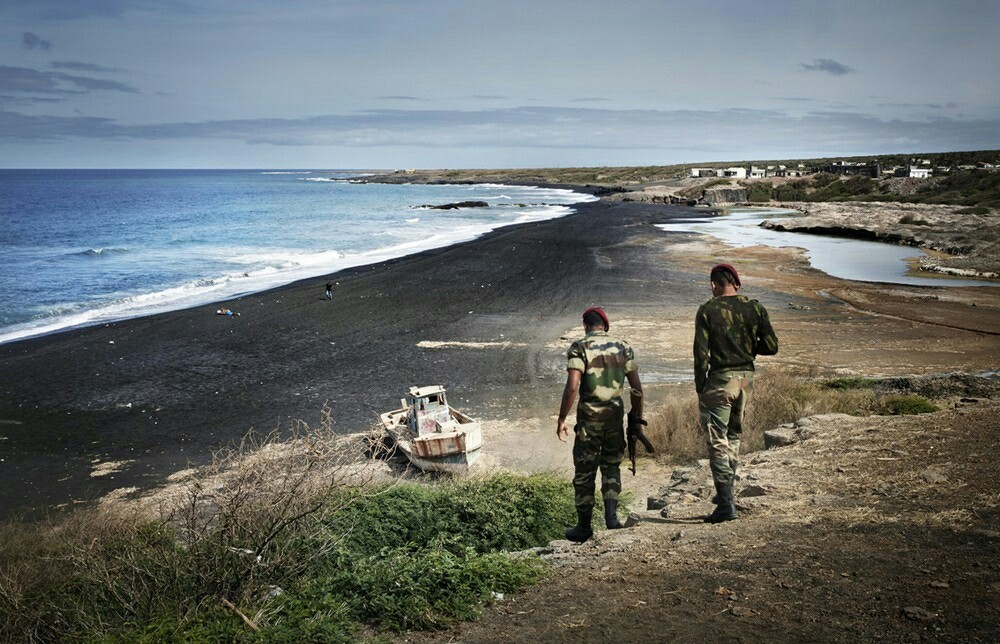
398, 396, 999, 643
394, 230, 1000, 643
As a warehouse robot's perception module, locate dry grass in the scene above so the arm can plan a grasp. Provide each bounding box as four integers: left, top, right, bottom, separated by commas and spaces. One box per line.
642, 369, 876, 464
0, 409, 386, 642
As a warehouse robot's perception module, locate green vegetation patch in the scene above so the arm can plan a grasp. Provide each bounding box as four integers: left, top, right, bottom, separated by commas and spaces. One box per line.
875, 394, 939, 415
0, 471, 573, 642
822, 377, 880, 390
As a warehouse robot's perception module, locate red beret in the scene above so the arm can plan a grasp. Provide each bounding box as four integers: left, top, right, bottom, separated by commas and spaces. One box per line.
711, 263, 741, 287
583, 306, 610, 332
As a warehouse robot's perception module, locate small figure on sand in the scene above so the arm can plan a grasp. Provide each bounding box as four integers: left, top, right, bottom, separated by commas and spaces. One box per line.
325, 281, 333, 300
216, 308, 239, 316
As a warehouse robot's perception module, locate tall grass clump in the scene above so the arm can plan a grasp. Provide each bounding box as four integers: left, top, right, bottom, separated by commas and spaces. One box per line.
0, 414, 572, 642
642, 369, 878, 463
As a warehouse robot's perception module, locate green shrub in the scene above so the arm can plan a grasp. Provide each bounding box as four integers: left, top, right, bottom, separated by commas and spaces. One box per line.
822, 377, 879, 390
0, 469, 571, 642
747, 182, 773, 202
876, 394, 938, 415
954, 206, 989, 215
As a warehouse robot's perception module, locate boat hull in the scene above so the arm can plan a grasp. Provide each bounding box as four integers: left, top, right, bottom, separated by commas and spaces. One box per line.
379, 404, 482, 474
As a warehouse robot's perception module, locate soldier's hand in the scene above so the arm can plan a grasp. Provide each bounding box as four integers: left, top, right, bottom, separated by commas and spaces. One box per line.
556, 418, 569, 442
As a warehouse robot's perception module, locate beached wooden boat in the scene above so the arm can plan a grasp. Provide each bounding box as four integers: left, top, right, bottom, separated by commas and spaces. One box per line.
378, 385, 482, 474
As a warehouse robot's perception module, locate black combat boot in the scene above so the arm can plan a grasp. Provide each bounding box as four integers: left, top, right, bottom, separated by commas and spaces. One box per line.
565, 507, 594, 543
604, 498, 623, 529
705, 480, 737, 524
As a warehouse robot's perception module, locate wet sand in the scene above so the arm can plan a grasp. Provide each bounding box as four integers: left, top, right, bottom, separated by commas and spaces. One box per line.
3, 193, 999, 521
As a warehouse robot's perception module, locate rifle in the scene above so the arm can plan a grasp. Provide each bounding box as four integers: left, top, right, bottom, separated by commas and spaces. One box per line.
626, 411, 655, 475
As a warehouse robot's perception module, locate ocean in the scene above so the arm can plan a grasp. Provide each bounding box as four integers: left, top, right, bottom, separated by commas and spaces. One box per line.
0, 169, 596, 344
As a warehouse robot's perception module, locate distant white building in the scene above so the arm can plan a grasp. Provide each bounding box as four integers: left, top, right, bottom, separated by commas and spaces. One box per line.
749, 166, 766, 178
909, 166, 932, 179
690, 167, 748, 179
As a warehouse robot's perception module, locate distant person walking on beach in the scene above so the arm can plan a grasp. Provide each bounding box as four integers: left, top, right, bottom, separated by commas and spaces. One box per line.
325, 281, 333, 300
557, 307, 643, 543
695, 263, 778, 524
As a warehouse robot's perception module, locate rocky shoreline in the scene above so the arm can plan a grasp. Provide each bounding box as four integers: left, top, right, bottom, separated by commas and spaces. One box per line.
763, 201, 1000, 279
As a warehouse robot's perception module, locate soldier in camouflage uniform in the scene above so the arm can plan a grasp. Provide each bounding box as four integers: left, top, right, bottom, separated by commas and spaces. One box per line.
557, 307, 643, 542
695, 263, 778, 524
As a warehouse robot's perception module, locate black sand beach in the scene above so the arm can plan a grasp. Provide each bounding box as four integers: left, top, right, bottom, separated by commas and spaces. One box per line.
0, 196, 730, 519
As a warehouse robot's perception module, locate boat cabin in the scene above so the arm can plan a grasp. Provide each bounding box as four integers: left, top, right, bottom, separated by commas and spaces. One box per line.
405, 385, 460, 436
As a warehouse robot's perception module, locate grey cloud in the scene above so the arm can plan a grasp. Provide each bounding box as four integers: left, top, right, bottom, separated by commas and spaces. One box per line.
0, 65, 138, 95
4, 0, 192, 20
570, 97, 609, 103
22, 32, 52, 51
800, 58, 855, 76
0, 110, 123, 140
51, 61, 125, 73
469, 95, 507, 100
2, 106, 997, 158
0, 94, 63, 106
878, 102, 958, 109
378, 96, 426, 101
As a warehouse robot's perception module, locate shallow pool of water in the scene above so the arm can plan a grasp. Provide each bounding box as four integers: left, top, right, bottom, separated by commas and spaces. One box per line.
658, 208, 995, 287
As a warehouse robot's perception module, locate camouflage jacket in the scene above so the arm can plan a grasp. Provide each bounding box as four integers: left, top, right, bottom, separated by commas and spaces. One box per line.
694, 294, 778, 393
567, 331, 637, 422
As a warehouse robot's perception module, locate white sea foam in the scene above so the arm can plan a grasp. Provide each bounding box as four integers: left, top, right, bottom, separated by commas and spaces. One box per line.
261, 171, 312, 175
0, 179, 595, 345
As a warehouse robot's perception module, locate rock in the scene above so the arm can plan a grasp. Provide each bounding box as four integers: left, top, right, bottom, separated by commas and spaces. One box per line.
659, 507, 671, 518
671, 530, 685, 541
764, 427, 798, 448
902, 606, 937, 621
701, 188, 747, 206
929, 580, 950, 589
670, 467, 698, 483
624, 513, 642, 528
730, 606, 754, 617
424, 200, 489, 209
918, 469, 948, 484
647, 496, 668, 510
739, 485, 768, 498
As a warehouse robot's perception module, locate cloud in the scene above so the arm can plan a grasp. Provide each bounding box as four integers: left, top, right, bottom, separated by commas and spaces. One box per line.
4, 0, 192, 20
878, 102, 959, 109
377, 96, 426, 101
22, 32, 52, 51
0, 65, 138, 95
570, 97, 609, 103
2, 106, 997, 159
51, 61, 125, 73
800, 58, 855, 76
0, 94, 64, 106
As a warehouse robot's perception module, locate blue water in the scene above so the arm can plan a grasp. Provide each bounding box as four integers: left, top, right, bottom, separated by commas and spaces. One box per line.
658, 207, 998, 287
0, 170, 596, 344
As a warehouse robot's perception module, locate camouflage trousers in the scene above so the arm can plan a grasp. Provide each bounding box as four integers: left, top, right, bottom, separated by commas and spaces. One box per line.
699, 370, 755, 486
571, 409, 626, 511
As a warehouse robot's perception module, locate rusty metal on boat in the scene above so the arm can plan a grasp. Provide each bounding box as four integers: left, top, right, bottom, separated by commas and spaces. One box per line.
378, 385, 482, 473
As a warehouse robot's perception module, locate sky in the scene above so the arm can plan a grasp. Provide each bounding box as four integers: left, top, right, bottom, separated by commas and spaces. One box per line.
1, 0, 998, 169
